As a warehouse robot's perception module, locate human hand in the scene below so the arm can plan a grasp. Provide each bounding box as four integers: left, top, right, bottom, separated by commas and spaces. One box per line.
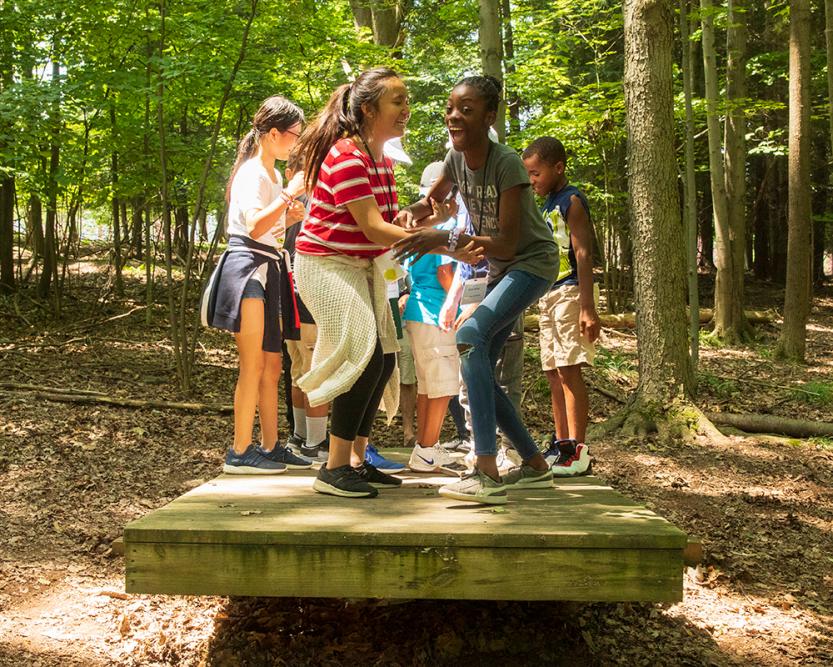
398, 293, 409, 315
580, 306, 601, 343
393, 208, 415, 229
286, 171, 306, 198
286, 199, 306, 225
454, 303, 478, 331
392, 228, 449, 262
450, 239, 485, 265
426, 196, 458, 226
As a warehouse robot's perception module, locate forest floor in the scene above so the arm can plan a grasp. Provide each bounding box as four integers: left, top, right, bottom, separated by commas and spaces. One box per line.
0, 259, 832, 666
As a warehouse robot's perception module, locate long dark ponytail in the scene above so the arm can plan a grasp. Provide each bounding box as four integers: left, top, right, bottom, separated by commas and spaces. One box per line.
226, 95, 305, 202
294, 67, 399, 192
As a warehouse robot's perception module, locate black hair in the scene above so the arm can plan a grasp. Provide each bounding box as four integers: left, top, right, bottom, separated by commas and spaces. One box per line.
454, 75, 502, 113
226, 96, 305, 202
522, 136, 567, 167
293, 67, 400, 191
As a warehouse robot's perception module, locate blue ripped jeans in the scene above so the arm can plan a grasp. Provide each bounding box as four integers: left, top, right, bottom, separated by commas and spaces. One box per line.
456, 270, 553, 459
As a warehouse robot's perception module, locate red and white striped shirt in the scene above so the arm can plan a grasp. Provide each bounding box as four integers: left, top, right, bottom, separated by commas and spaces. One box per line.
295, 138, 398, 258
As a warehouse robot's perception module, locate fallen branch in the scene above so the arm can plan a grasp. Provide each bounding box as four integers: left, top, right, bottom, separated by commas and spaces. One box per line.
0, 382, 232, 413
707, 412, 833, 439
524, 308, 775, 332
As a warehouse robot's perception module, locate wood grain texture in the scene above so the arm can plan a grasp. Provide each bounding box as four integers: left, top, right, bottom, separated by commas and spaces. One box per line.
124, 450, 687, 601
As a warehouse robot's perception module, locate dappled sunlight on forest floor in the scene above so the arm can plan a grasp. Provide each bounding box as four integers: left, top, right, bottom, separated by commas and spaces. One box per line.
0, 265, 831, 665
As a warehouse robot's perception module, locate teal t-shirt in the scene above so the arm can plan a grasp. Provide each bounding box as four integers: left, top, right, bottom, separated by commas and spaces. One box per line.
403, 220, 457, 327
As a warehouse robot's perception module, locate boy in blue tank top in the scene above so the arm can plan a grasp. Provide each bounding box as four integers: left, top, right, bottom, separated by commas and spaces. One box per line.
522, 137, 600, 476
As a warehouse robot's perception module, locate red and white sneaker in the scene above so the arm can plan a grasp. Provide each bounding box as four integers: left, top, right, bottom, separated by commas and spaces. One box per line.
550, 441, 592, 477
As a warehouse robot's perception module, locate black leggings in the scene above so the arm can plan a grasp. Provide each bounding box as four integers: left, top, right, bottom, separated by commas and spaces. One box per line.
330, 340, 396, 441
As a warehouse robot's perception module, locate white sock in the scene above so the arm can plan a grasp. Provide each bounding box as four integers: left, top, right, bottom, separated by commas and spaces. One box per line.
292, 407, 307, 438
307, 416, 328, 447
415, 443, 435, 451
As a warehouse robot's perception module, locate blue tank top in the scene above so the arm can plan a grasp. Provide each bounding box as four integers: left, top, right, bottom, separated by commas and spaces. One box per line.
541, 184, 590, 288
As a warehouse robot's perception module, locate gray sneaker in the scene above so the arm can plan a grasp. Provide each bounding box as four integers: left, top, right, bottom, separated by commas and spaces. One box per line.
502, 464, 553, 489
438, 468, 507, 505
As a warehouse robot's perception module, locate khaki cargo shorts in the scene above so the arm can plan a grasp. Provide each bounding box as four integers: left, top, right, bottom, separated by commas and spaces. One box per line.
538, 284, 595, 370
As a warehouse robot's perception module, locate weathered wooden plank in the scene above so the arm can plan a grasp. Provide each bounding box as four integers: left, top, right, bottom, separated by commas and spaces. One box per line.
126, 541, 683, 602
124, 474, 687, 550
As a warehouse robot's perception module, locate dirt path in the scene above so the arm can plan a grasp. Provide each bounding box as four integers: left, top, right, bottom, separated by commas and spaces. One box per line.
0, 278, 831, 666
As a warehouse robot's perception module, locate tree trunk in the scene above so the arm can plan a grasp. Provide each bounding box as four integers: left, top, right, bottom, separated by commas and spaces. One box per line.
753, 156, 773, 280
349, 1, 402, 48
500, 0, 520, 135
777, 0, 813, 361
479, 0, 505, 142
110, 101, 124, 297
623, 0, 692, 430
825, 0, 833, 281
0, 175, 14, 293
0, 14, 14, 294
699, 174, 715, 269
680, 0, 699, 370
722, 0, 748, 340
38, 53, 61, 307
701, 0, 735, 341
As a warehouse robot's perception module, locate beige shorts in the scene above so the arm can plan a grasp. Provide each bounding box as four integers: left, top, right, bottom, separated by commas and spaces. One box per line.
538, 284, 595, 370
405, 321, 460, 399
285, 323, 317, 386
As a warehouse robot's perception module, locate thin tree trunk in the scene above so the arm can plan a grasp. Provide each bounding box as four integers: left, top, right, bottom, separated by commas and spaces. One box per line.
825, 0, 833, 281
722, 0, 748, 340
144, 24, 154, 325
110, 100, 124, 297
500, 0, 520, 135
0, 175, 14, 293
681, 0, 699, 370
624, 0, 692, 408
38, 52, 61, 309
479, 0, 505, 142
0, 0, 15, 292
701, 0, 735, 341
777, 0, 813, 361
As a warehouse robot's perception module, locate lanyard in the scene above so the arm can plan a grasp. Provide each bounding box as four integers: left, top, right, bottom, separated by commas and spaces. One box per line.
358, 135, 395, 222
462, 140, 494, 236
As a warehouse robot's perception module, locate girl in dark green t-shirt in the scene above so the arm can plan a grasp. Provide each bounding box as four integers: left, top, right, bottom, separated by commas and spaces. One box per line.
394, 75, 557, 505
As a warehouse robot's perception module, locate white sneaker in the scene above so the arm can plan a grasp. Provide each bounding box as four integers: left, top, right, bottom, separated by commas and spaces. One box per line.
408, 444, 467, 476
465, 446, 520, 473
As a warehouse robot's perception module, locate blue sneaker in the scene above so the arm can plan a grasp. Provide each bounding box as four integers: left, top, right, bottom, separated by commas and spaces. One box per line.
364, 444, 406, 472
257, 444, 313, 469
223, 444, 286, 474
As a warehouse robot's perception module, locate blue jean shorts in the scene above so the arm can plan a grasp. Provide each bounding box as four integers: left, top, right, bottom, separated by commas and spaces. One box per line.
241, 278, 266, 300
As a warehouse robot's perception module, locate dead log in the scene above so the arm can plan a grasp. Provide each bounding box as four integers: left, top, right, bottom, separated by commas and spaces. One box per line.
524, 308, 775, 331
707, 412, 833, 438
0, 382, 232, 413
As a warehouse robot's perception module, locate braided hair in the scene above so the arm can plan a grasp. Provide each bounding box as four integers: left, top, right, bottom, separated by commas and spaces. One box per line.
454, 75, 502, 113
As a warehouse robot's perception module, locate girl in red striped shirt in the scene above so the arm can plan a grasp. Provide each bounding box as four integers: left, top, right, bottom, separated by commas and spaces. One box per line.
291, 68, 418, 498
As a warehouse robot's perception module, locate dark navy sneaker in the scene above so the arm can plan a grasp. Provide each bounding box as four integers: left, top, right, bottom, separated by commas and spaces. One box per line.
286, 433, 306, 454
258, 444, 313, 470
355, 462, 403, 488
223, 444, 286, 475
313, 464, 378, 498
364, 444, 406, 472
543, 435, 573, 467
301, 439, 329, 463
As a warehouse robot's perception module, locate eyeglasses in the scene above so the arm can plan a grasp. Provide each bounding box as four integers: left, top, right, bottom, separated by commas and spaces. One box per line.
285, 128, 302, 139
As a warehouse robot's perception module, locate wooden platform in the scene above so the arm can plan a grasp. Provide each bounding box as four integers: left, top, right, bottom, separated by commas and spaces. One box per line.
124, 450, 688, 602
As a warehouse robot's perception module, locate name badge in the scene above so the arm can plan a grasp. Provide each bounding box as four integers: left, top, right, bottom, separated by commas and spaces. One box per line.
387, 281, 401, 299
461, 277, 488, 305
